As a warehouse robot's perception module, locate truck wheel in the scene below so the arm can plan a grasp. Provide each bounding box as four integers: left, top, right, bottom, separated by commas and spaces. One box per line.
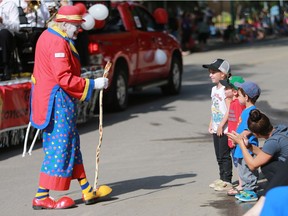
105, 68, 128, 111
161, 57, 182, 95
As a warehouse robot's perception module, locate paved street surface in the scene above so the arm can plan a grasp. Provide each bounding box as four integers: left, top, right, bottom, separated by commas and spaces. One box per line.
1, 37, 288, 216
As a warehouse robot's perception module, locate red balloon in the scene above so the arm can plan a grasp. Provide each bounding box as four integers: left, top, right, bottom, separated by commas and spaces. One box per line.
74, 2, 87, 15
153, 8, 168, 25
94, 20, 105, 29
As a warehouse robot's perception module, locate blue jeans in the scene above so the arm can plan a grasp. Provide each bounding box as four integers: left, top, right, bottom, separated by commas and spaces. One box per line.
213, 133, 232, 183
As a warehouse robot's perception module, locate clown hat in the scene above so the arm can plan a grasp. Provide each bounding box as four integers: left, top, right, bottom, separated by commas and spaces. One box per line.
55, 5, 85, 23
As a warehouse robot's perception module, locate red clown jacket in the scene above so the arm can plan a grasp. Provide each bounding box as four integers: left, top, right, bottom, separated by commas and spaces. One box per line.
30, 26, 95, 129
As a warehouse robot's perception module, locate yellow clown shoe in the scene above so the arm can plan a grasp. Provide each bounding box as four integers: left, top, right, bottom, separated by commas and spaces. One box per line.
82, 185, 112, 205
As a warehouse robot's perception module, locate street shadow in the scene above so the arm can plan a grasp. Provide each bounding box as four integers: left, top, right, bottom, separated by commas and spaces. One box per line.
206, 36, 288, 53
202, 175, 267, 216
257, 100, 288, 125
71, 173, 196, 205
204, 177, 267, 216
0, 145, 24, 160
108, 173, 196, 196
202, 193, 253, 216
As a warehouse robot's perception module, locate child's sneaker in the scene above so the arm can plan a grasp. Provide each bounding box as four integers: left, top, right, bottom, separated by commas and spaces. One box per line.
235, 190, 250, 200
214, 181, 232, 191
236, 190, 258, 202
235, 191, 246, 200
209, 179, 223, 188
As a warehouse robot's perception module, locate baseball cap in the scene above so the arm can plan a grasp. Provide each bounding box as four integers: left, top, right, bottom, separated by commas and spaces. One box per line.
202, 58, 230, 74
55, 5, 85, 23
220, 76, 245, 89
234, 81, 261, 99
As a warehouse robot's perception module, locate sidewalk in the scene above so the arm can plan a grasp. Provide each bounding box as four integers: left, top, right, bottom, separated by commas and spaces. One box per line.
185, 34, 285, 54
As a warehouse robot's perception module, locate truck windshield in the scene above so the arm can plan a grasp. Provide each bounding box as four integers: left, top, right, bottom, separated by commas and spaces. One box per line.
131, 6, 157, 32
96, 8, 125, 33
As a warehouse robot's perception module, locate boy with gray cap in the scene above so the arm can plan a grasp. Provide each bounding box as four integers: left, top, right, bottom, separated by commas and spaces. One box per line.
228, 80, 261, 202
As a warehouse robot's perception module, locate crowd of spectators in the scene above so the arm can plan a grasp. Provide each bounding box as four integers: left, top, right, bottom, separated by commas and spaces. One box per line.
2, 1, 288, 79
166, 4, 288, 56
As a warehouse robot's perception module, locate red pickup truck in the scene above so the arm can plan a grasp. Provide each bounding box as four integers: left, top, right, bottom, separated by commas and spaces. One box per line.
81, 2, 183, 111
11, 2, 183, 112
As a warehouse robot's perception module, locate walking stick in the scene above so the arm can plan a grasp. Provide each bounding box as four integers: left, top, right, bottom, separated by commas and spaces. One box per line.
93, 61, 112, 197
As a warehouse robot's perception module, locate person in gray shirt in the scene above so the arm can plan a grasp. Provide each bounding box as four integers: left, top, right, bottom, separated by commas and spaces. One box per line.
228, 109, 288, 182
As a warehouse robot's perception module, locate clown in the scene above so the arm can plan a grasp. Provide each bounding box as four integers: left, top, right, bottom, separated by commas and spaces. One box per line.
30, 5, 109, 209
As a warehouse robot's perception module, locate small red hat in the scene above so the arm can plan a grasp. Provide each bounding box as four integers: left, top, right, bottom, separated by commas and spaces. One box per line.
55, 5, 85, 23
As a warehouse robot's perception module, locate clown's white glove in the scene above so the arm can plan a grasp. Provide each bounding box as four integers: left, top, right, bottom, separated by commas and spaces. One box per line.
94, 78, 109, 89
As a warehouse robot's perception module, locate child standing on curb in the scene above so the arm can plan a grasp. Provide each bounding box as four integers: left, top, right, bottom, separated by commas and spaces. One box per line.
220, 76, 246, 195
202, 58, 233, 191
231, 80, 261, 202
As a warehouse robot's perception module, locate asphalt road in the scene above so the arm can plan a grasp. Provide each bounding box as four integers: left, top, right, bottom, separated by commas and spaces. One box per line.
1, 36, 288, 216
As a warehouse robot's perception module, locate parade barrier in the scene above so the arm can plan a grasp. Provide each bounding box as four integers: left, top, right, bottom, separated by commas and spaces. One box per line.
0, 79, 32, 148
0, 80, 31, 132
0, 70, 102, 149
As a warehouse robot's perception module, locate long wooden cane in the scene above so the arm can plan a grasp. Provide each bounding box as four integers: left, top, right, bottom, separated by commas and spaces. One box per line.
93, 61, 112, 197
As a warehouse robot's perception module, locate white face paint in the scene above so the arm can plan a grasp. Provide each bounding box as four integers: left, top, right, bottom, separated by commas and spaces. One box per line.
65, 23, 79, 40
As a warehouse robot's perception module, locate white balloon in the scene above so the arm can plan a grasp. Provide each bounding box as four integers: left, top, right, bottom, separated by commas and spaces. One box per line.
81, 13, 95, 30
88, 4, 109, 21
155, 49, 167, 65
